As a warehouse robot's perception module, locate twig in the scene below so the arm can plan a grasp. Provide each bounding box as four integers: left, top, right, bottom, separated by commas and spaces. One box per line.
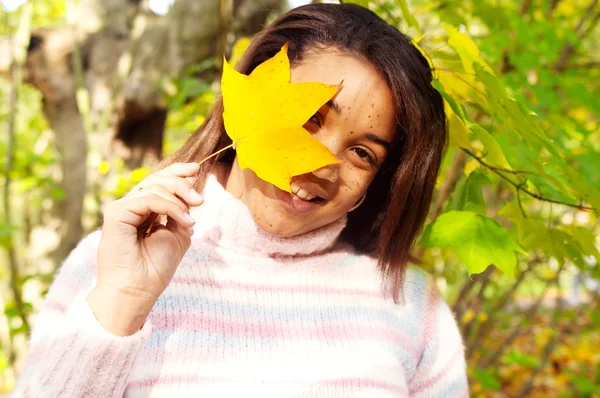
516, 287, 584, 396
465, 259, 536, 355
461, 148, 594, 212
546, 0, 562, 18
555, 0, 600, 71
478, 263, 564, 368
461, 267, 494, 340
452, 269, 490, 322
3, 4, 33, 353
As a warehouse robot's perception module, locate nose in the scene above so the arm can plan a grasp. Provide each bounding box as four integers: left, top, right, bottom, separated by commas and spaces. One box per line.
312, 163, 340, 183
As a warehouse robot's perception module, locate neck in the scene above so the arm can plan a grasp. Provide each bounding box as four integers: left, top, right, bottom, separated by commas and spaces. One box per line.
192, 172, 347, 257
222, 159, 243, 201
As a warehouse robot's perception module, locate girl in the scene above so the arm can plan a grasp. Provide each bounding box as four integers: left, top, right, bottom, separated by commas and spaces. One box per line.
15, 3, 468, 397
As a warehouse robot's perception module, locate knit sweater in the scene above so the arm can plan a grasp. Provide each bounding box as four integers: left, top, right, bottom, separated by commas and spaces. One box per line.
14, 175, 468, 397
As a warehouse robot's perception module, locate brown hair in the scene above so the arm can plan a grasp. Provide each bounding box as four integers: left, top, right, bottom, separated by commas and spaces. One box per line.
166, 3, 447, 301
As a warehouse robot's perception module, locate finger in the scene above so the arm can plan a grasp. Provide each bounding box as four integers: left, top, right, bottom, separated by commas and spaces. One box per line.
106, 194, 196, 229
135, 175, 203, 206
156, 162, 200, 178
131, 184, 190, 212
166, 215, 194, 238
166, 216, 193, 251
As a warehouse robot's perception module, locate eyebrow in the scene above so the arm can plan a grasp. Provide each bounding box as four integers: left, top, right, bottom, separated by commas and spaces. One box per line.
326, 99, 342, 114
365, 133, 392, 152
325, 99, 392, 152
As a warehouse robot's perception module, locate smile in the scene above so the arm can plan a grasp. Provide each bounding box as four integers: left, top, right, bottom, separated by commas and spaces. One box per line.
273, 180, 329, 215
290, 181, 323, 202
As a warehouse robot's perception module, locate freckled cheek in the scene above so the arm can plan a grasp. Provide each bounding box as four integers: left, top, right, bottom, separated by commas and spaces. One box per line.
336, 168, 370, 204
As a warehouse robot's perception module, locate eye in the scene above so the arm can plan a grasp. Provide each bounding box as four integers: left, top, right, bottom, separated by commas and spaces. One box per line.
308, 112, 322, 128
351, 147, 376, 166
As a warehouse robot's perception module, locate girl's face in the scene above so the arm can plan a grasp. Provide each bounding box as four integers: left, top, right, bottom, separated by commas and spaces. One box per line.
225, 48, 397, 237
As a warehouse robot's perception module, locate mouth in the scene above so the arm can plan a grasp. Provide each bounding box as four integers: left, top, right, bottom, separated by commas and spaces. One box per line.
289, 181, 326, 203
273, 180, 329, 214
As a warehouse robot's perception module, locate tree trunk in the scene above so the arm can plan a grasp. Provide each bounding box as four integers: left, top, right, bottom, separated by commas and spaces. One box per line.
15, 0, 282, 266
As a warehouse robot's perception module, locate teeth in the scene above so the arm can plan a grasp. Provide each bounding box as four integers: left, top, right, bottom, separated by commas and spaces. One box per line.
290, 182, 317, 201
296, 189, 309, 199
290, 182, 301, 194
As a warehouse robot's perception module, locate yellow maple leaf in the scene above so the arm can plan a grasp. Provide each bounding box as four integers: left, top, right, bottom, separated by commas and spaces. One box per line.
221, 43, 341, 193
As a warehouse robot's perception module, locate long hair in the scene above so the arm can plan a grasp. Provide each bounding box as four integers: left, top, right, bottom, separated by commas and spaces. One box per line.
165, 3, 447, 302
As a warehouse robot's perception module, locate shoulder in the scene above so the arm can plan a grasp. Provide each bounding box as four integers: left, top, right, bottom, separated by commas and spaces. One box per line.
402, 265, 454, 331
403, 265, 440, 306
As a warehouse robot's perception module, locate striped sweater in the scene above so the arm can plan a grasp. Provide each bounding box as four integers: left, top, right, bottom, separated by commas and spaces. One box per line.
14, 175, 468, 397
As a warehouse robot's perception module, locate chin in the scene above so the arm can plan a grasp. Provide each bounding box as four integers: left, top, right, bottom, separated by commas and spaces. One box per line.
248, 202, 298, 237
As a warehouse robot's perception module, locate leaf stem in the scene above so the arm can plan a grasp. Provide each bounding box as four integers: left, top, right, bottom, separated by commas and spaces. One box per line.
197, 143, 234, 167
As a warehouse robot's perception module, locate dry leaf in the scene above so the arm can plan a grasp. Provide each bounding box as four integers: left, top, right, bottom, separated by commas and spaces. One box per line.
221, 43, 341, 192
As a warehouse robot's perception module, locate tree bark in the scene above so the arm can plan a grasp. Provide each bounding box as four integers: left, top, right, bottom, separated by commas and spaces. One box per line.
13, 0, 282, 266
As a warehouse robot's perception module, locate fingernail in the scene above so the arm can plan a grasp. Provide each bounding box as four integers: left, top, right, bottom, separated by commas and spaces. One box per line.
183, 213, 195, 223
190, 189, 203, 201
187, 227, 195, 235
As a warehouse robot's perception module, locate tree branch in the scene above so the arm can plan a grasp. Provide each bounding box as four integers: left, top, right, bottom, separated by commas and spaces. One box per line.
516, 289, 586, 397
546, 0, 562, 18
555, 0, 600, 72
466, 258, 537, 355
461, 148, 594, 212
478, 262, 564, 368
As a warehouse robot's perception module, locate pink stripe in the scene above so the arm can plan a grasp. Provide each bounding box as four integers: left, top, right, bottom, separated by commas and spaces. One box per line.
409, 344, 462, 394
128, 375, 217, 389
421, 281, 441, 352
42, 299, 68, 313
320, 377, 405, 392
149, 313, 420, 359
171, 277, 385, 298
25, 341, 49, 364
128, 375, 404, 392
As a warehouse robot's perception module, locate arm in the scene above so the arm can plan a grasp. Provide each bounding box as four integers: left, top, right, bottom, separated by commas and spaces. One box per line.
408, 280, 469, 397
13, 231, 152, 398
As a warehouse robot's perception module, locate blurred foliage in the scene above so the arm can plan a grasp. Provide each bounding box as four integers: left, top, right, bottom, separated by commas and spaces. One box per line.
346, 0, 600, 396
1, 0, 599, 396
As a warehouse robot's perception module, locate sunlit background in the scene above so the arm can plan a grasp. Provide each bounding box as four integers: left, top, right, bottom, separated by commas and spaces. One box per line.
1, 0, 599, 397
1, 0, 314, 14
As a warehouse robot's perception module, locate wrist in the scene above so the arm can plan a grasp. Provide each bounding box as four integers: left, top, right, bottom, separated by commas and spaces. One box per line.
86, 285, 154, 336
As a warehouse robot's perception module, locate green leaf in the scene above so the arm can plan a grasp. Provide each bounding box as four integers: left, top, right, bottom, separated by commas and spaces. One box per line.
420, 211, 523, 276
470, 124, 513, 170
498, 202, 551, 252
501, 350, 539, 368
432, 79, 513, 171
444, 24, 490, 75
570, 372, 598, 394
549, 229, 589, 271
394, 0, 422, 35
0, 224, 18, 250
50, 186, 66, 200
472, 368, 501, 390
572, 226, 600, 260
431, 79, 468, 122
345, 0, 370, 8
446, 170, 490, 215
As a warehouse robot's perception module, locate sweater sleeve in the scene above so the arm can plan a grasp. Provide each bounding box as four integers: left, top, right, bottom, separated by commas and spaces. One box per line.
407, 270, 469, 397
13, 231, 152, 398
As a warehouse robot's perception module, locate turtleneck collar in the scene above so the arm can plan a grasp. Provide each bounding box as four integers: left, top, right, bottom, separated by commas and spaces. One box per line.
190, 174, 347, 257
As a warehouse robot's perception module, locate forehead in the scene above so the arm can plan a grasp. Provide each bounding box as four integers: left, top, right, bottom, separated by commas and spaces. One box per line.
289, 49, 397, 141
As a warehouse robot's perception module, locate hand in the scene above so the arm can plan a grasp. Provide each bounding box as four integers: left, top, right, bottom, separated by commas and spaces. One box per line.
87, 162, 203, 335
